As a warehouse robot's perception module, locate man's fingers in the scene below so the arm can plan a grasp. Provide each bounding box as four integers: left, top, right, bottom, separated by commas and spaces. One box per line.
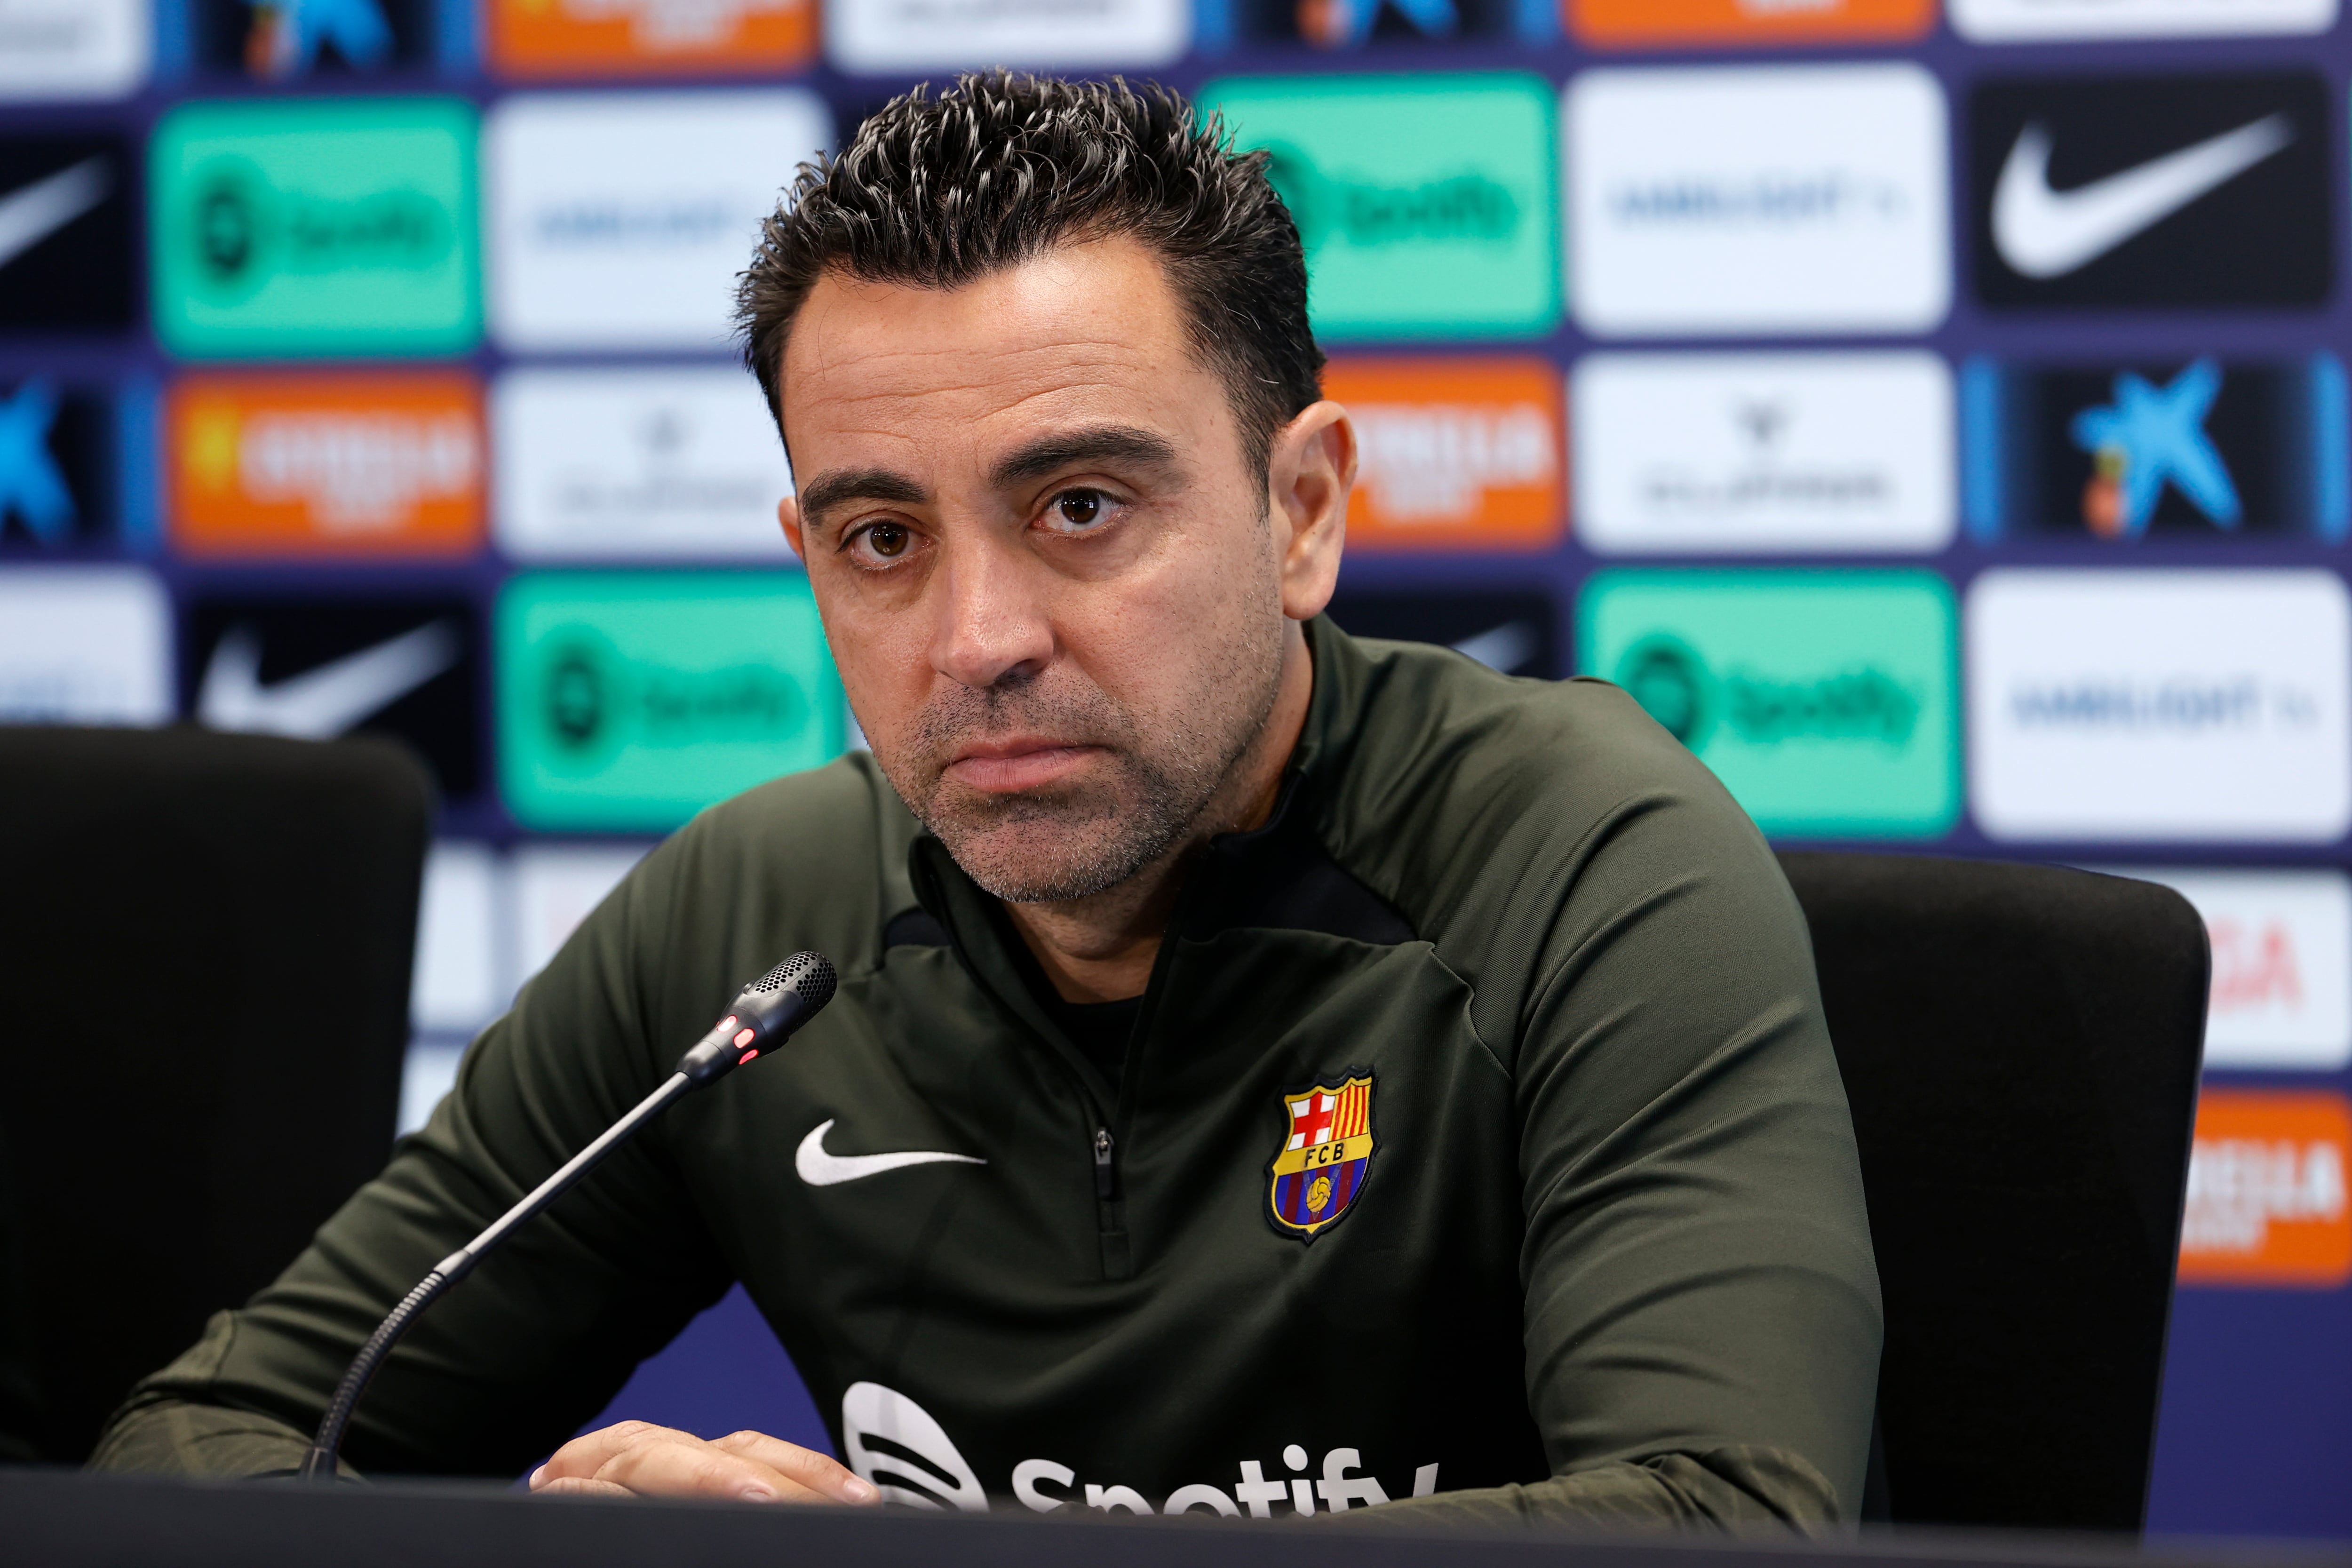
533, 1476, 637, 1499
591, 1435, 822, 1503
534, 1420, 682, 1485
712, 1430, 879, 1504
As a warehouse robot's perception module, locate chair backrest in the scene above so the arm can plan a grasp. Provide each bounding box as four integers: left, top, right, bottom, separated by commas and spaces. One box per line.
1776, 852, 2207, 1535
0, 726, 430, 1463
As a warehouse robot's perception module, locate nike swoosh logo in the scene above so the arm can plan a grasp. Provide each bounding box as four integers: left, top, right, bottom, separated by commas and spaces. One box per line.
795, 1119, 985, 1187
0, 157, 112, 272
198, 621, 461, 739
1992, 113, 2294, 280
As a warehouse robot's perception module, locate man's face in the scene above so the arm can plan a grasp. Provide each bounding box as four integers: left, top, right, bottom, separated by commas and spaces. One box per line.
777, 238, 1329, 902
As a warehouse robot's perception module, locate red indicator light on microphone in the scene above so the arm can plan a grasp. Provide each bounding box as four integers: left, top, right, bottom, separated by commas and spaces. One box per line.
733, 1028, 755, 1047
739, 1050, 759, 1064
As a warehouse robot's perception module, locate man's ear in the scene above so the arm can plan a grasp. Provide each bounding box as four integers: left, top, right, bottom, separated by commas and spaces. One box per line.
777, 494, 807, 564
1265, 400, 1355, 623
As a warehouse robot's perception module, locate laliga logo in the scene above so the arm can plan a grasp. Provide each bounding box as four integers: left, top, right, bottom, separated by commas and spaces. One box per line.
841, 1381, 1438, 1517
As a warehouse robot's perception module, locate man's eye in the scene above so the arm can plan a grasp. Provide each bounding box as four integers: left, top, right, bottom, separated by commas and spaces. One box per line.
862, 523, 911, 559
1051, 490, 1105, 530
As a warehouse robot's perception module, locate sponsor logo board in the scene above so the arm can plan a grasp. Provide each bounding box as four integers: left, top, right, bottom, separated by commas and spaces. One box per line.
1970, 72, 2332, 311
1964, 357, 2346, 543
493, 367, 793, 560
486, 89, 827, 353
497, 572, 842, 830
1324, 358, 1561, 549
1203, 0, 1527, 50
1968, 570, 2352, 843
1575, 351, 1953, 555
2178, 1090, 2351, 1289
1200, 75, 1559, 340
1325, 589, 1558, 677
825, 0, 1185, 74
0, 132, 136, 332
1578, 570, 1959, 838
150, 98, 480, 358
0, 0, 148, 99
1567, 64, 1948, 338
511, 841, 650, 981
1569, 0, 1932, 48
188, 0, 438, 80
0, 565, 170, 723
184, 596, 483, 802
167, 372, 484, 557
2097, 868, 2352, 1072
413, 840, 502, 1035
1954, 0, 2336, 40
0, 378, 119, 548
488, 0, 814, 77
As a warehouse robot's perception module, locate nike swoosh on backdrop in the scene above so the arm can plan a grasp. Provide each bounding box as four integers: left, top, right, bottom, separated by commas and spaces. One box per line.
795, 1119, 985, 1187
198, 621, 461, 739
1992, 113, 2295, 280
0, 157, 112, 272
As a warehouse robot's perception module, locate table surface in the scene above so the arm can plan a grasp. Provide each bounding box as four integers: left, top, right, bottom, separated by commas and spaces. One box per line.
6, 1468, 2349, 1568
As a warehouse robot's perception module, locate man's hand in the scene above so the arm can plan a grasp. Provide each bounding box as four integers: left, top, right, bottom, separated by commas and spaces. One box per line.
529, 1420, 881, 1505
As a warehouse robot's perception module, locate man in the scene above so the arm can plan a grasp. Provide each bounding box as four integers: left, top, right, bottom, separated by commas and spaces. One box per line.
95, 74, 1880, 1528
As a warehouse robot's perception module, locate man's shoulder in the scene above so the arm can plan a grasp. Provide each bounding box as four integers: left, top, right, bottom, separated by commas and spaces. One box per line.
641, 750, 921, 973
1324, 633, 1746, 867
1317, 632, 1782, 955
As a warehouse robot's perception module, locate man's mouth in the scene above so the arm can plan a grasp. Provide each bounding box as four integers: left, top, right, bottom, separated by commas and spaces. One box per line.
943, 736, 1104, 795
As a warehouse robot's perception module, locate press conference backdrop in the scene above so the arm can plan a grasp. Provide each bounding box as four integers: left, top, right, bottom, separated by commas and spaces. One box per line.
3, 0, 2350, 1535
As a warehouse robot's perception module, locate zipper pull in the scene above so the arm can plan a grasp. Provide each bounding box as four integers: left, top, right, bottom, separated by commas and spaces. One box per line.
1092, 1126, 1116, 1201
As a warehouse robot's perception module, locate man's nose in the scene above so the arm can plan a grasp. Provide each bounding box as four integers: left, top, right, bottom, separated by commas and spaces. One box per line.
928, 534, 1055, 691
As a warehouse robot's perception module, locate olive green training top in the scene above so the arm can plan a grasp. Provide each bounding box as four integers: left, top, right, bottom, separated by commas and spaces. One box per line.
94, 618, 1883, 1531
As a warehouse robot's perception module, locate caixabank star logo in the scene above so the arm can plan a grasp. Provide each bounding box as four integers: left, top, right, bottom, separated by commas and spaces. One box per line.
1267, 1071, 1376, 1243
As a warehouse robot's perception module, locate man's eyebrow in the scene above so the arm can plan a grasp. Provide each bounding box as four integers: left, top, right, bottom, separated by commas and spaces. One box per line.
991, 426, 1182, 488
795, 468, 930, 528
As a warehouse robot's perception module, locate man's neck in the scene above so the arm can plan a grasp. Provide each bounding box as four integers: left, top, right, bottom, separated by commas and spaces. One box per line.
1002, 626, 1314, 1004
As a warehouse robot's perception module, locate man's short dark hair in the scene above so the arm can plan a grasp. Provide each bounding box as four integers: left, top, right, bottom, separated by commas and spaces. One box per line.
736, 72, 1324, 477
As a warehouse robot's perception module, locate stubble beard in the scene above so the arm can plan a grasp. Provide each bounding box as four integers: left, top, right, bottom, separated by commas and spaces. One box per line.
875, 606, 1289, 906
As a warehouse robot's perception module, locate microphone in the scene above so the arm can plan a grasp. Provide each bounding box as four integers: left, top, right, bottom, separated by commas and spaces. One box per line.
297, 952, 839, 1482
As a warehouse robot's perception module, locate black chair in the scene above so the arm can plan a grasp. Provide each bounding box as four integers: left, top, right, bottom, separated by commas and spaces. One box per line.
0, 726, 431, 1464
1777, 852, 2208, 1536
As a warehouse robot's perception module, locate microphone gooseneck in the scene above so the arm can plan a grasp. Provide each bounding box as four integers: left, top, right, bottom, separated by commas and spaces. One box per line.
297, 952, 838, 1482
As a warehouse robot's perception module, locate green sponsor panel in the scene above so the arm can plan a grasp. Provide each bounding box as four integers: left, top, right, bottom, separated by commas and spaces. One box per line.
1198, 73, 1559, 340
151, 98, 479, 358
1577, 570, 1959, 839
498, 573, 845, 832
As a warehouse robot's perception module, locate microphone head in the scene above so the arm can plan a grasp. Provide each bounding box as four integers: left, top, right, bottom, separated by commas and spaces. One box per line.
747, 951, 836, 1013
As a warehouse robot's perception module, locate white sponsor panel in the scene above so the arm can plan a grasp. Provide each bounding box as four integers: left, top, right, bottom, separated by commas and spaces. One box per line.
494, 367, 794, 560
825, 0, 1186, 75
0, 0, 149, 100
510, 842, 652, 984
1574, 351, 1954, 554
1566, 64, 1950, 339
1953, 0, 2335, 40
2099, 868, 2352, 1071
0, 566, 171, 724
413, 840, 504, 1035
1969, 570, 2352, 843
486, 90, 829, 353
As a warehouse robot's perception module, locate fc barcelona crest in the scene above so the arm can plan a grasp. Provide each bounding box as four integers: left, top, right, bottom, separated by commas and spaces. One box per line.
1266, 1070, 1376, 1242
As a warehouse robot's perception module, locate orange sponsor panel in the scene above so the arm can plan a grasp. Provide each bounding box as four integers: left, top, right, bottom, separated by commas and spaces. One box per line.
1325, 357, 1565, 552
169, 374, 485, 559
2177, 1090, 2351, 1289
1568, 0, 1935, 48
488, 0, 814, 79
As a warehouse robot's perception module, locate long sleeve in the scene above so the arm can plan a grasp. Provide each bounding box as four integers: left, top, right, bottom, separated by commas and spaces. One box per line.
1348, 765, 1883, 1532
